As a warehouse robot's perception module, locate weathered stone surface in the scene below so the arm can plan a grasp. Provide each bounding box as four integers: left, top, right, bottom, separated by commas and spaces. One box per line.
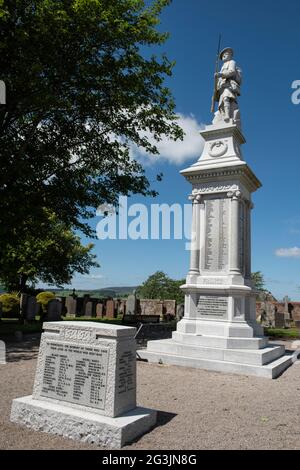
105, 300, 115, 318
140, 299, 163, 317
163, 300, 176, 317
10, 397, 156, 449
96, 303, 103, 318
45, 299, 62, 321
126, 294, 137, 315
26, 296, 39, 321
0, 340, 6, 364
65, 297, 77, 317
11, 321, 157, 448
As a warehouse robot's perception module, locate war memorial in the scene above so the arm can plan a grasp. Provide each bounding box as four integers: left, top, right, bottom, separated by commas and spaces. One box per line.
138, 47, 292, 378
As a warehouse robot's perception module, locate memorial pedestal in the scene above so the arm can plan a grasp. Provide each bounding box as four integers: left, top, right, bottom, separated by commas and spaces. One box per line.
138, 121, 292, 379
11, 321, 156, 448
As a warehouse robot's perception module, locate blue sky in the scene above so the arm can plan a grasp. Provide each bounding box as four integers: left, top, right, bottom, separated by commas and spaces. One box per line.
47, 0, 300, 300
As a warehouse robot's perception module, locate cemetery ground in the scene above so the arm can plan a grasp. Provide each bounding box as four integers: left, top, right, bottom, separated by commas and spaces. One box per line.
1, 332, 300, 450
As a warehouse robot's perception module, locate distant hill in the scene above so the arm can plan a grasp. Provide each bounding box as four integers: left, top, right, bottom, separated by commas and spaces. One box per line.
51, 286, 138, 298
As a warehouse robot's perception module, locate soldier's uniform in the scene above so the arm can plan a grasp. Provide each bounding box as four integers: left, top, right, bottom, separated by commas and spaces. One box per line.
214, 47, 241, 124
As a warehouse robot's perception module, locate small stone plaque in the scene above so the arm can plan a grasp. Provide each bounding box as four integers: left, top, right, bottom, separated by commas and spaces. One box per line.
197, 296, 228, 318
204, 198, 229, 272
41, 341, 109, 410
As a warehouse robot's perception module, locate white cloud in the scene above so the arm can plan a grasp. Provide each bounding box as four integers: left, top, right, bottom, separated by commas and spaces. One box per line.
275, 247, 300, 258
132, 113, 205, 165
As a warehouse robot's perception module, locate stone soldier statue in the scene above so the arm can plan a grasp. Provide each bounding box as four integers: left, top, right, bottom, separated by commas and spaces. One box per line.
212, 47, 242, 126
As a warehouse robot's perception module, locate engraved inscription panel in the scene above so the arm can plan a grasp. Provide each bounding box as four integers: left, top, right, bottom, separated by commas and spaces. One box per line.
118, 350, 135, 395
197, 296, 228, 318
41, 341, 109, 409
204, 198, 229, 271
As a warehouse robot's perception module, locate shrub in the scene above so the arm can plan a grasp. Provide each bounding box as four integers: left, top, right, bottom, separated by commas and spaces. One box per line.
0, 293, 20, 317
36, 291, 55, 314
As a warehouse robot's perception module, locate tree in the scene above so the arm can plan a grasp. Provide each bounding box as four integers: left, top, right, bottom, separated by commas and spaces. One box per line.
0, 0, 183, 250
251, 271, 265, 291
137, 271, 185, 303
0, 210, 98, 291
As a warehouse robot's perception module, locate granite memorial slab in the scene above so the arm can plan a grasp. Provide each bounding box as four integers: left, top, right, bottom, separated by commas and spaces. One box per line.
11, 321, 156, 448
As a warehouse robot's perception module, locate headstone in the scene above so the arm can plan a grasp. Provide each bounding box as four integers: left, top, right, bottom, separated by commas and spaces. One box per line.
96, 303, 103, 318
140, 299, 163, 317
176, 303, 184, 321
84, 301, 94, 317
274, 311, 285, 328
45, 299, 62, 321
283, 295, 291, 327
10, 321, 156, 448
126, 293, 137, 315
26, 296, 39, 321
105, 299, 115, 318
118, 300, 126, 316
65, 296, 77, 317
163, 300, 176, 317
20, 293, 29, 319
0, 340, 6, 364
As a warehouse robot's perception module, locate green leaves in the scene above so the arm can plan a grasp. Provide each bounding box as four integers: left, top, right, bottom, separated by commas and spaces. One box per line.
137, 271, 185, 303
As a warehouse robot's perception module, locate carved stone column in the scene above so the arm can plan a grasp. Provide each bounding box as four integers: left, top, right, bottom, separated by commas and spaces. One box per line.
228, 190, 241, 275
188, 192, 201, 274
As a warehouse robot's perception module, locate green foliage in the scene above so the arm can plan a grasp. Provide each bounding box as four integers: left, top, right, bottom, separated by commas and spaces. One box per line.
265, 328, 300, 339
0, 0, 183, 249
137, 271, 185, 303
36, 291, 55, 313
0, 210, 98, 291
251, 271, 265, 291
0, 293, 20, 316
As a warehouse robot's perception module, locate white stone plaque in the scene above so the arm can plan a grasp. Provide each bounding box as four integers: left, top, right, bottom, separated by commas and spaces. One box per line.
41, 341, 109, 409
204, 198, 229, 271
197, 295, 228, 318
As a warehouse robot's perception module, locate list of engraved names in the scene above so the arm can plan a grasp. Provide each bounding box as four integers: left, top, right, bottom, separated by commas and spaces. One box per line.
197, 296, 228, 318
204, 198, 229, 271
41, 341, 109, 409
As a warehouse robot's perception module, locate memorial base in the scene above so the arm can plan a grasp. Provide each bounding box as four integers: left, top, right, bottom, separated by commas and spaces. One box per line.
11, 395, 157, 449
138, 336, 292, 379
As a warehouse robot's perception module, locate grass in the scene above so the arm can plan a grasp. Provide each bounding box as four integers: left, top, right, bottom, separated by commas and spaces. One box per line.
265, 327, 300, 339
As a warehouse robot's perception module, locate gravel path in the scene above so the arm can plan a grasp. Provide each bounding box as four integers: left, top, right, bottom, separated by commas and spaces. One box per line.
0, 334, 300, 450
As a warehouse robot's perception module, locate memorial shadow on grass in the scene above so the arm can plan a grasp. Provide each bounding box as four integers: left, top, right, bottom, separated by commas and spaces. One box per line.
4, 334, 41, 363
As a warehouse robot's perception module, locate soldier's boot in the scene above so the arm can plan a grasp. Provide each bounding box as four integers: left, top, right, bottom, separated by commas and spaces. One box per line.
224, 101, 231, 122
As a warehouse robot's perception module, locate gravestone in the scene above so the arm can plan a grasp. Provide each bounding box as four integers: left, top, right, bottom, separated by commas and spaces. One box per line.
0, 340, 6, 364
96, 303, 103, 318
10, 321, 156, 448
163, 300, 176, 317
126, 293, 137, 315
65, 297, 77, 317
140, 299, 163, 317
26, 296, 39, 321
20, 293, 29, 319
118, 300, 126, 316
176, 303, 184, 321
106, 300, 115, 318
275, 311, 285, 328
45, 299, 62, 321
84, 301, 94, 317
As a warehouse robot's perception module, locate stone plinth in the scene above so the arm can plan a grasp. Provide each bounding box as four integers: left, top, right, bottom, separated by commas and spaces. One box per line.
138, 121, 292, 379
11, 321, 156, 448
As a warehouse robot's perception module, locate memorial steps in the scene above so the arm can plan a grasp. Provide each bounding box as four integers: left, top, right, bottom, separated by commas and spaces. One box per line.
138, 339, 293, 379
